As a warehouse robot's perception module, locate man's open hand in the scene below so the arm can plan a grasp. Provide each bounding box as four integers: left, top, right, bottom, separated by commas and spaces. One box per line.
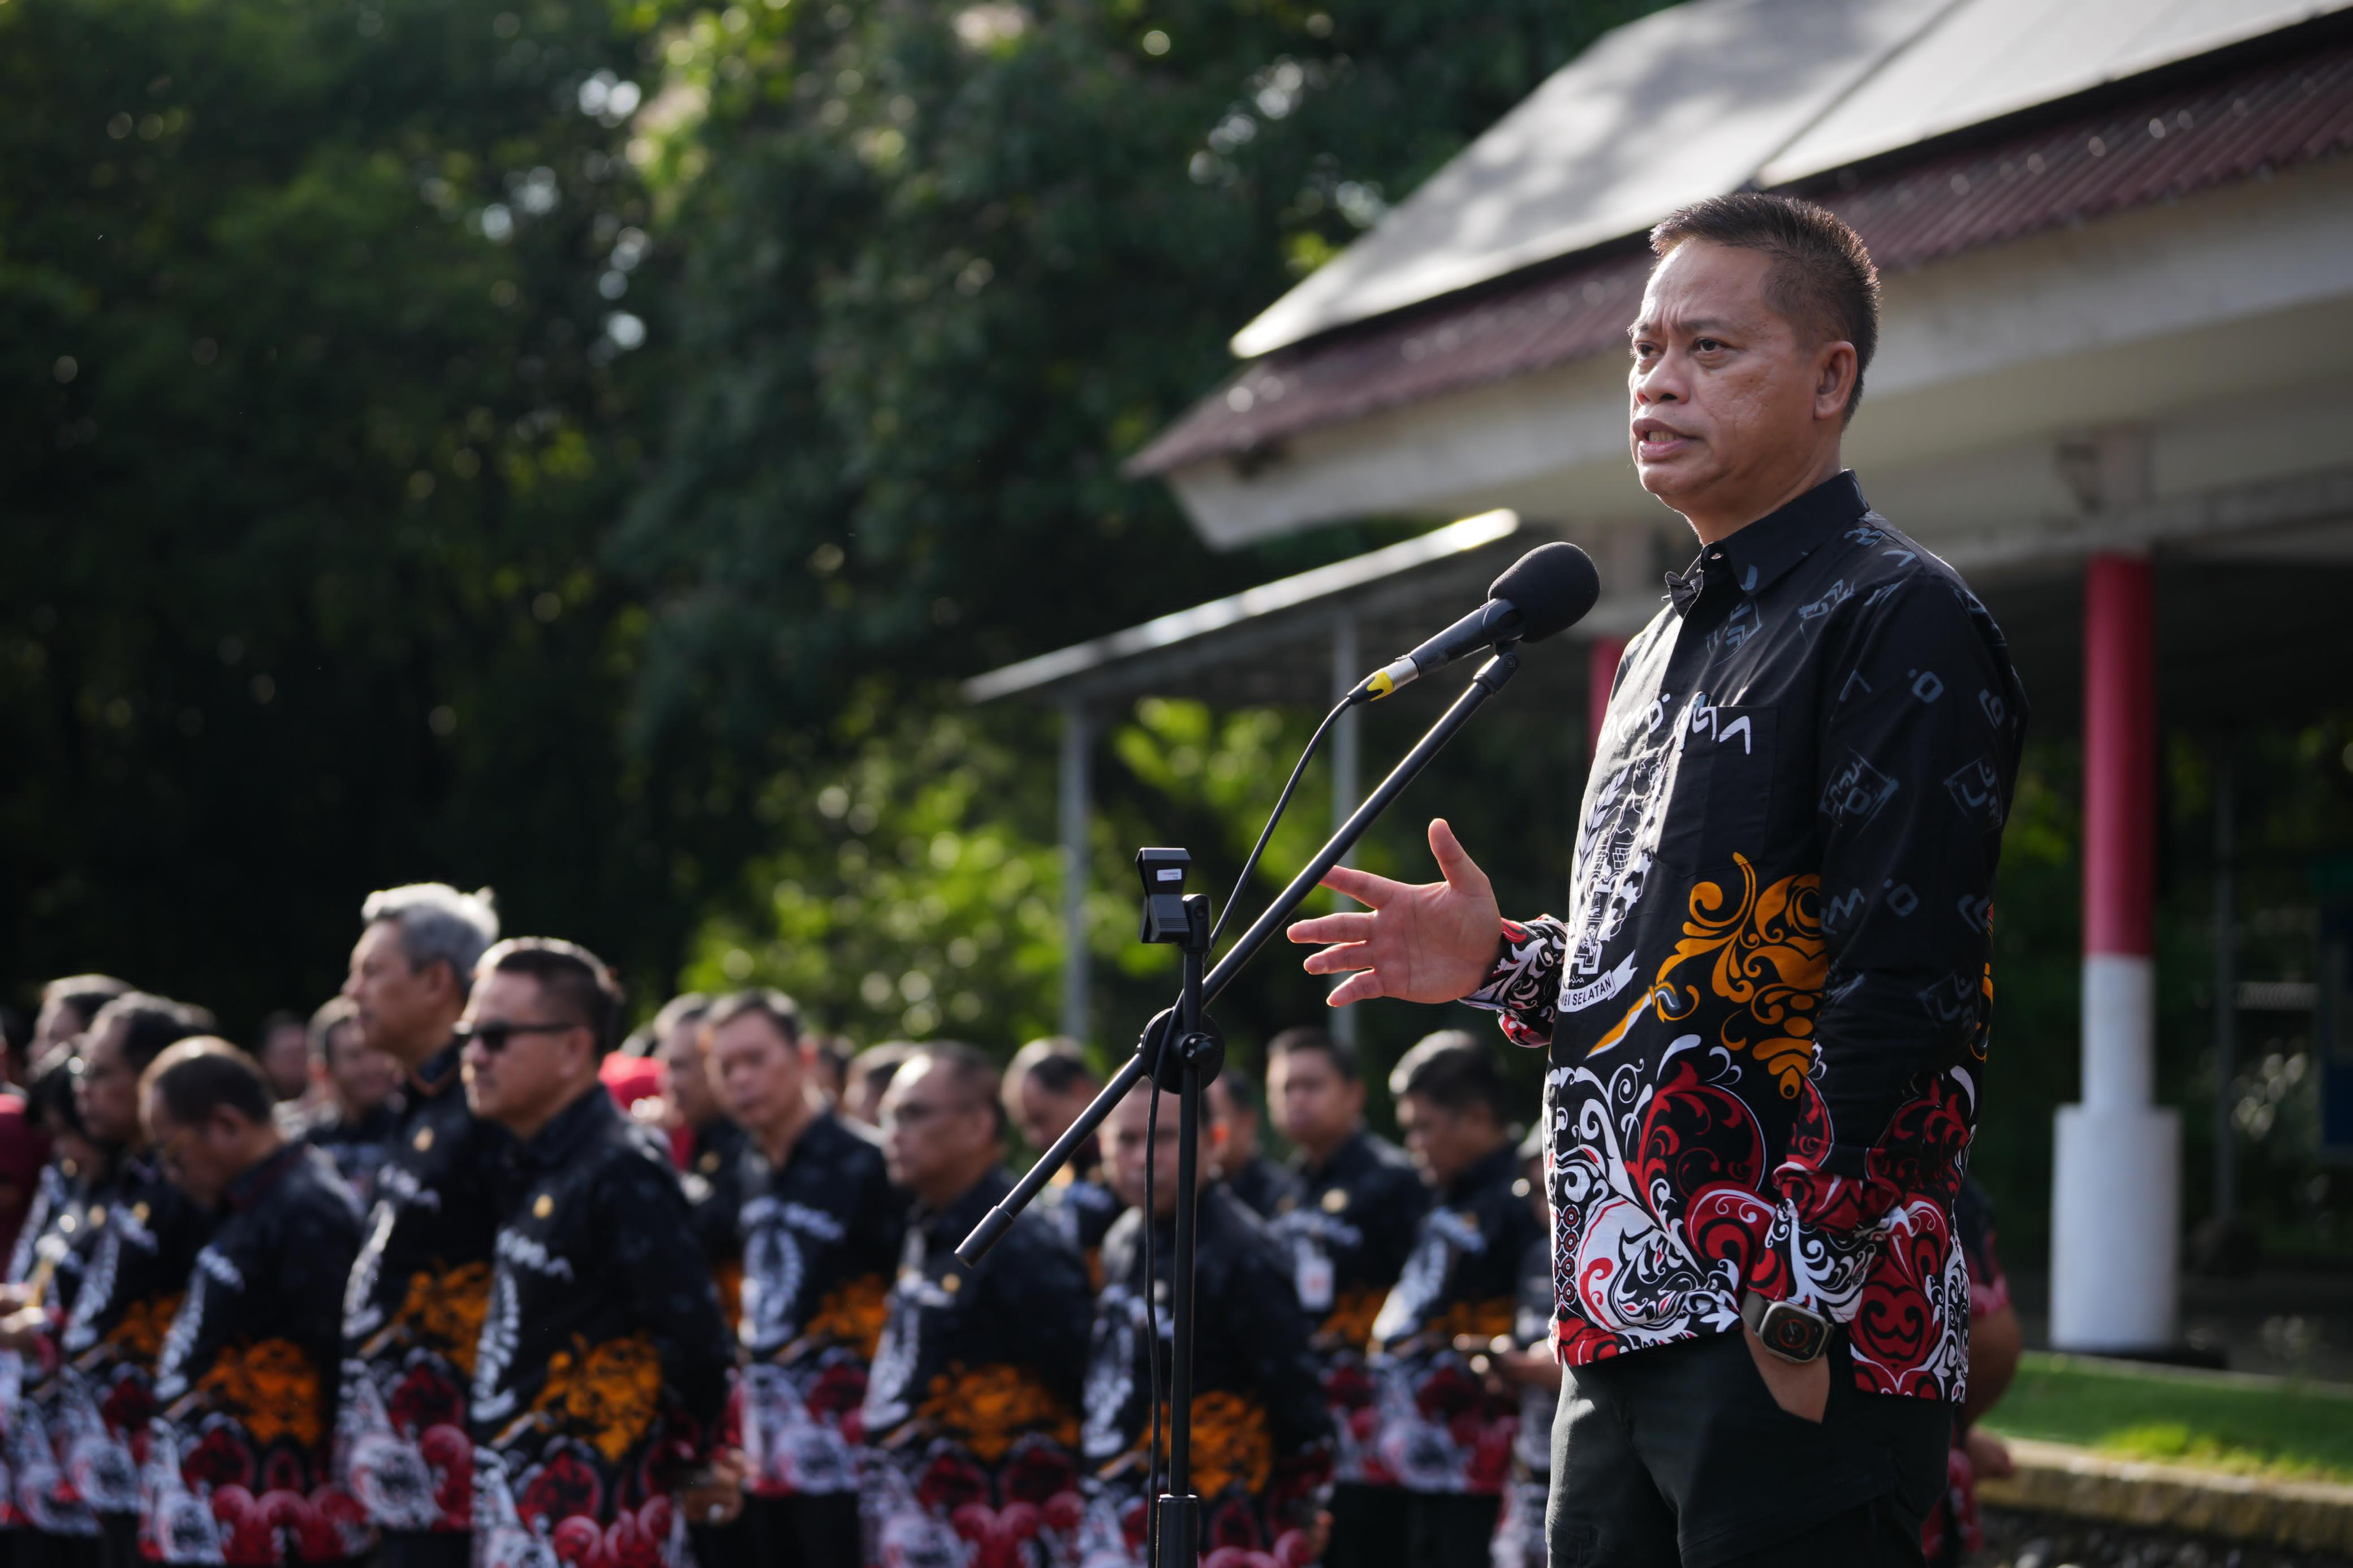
1286, 819, 1503, 1005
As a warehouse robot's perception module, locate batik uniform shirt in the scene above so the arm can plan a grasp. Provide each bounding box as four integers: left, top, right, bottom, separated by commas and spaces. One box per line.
1037, 1142, 1122, 1292
1489, 1230, 1557, 1568
730, 1111, 900, 1500
1266, 1132, 1429, 1487
860, 1169, 1091, 1568
58, 1149, 213, 1519
1464, 472, 2027, 1403
141, 1145, 368, 1565
1079, 1185, 1332, 1568
678, 1120, 749, 1329
1221, 1157, 1302, 1223
2, 1160, 100, 1536
1921, 1180, 2010, 1567
300, 1102, 402, 1213
467, 1088, 732, 1568
1364, 1145, 1539, 1497
336, 1044, 505, 1536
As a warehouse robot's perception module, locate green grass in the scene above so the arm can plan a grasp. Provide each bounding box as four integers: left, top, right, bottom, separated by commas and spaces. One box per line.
1983, 1354, 2353, 1484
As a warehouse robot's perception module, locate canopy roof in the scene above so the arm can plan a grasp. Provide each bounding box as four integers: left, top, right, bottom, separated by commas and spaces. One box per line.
1230, 0, 2351, 361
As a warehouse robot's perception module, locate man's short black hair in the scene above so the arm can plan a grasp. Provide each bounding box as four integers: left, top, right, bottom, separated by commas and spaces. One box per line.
478, 938, 624, 1056
1007, 1036, 1096, 1095
29, 1057, 86, 1138
90, 993, 213, 1078
1389, 1029, 1514, 1123
908, 1041, 1007, 1139
1266, 1025, 1360, 1083
1649, 192, 1881, 424
703, 989, 804, 1048
142, 1038, 274, 1128
850, 1040, 917, 1103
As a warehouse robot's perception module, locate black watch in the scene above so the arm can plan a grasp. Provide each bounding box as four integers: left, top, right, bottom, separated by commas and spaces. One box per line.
1740, 1290, 1831, 1364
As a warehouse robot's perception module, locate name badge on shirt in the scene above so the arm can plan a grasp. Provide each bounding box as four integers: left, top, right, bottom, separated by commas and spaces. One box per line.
1294, 1240, 1334, 1313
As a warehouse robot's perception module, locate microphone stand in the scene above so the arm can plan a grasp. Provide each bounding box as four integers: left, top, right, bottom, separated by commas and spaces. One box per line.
956, 642, 1524, 1567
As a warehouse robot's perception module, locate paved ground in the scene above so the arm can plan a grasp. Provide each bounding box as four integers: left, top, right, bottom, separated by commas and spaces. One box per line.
2006, 1267, 2353, 1383
1981, 1507, 2353, 1567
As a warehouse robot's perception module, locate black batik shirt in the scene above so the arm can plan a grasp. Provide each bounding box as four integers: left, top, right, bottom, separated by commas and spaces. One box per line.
59, 1148, 213, 1516
300, 1100, 400, 1212
731, 1111, 902, 1499
1365, 1144, 1540, 1496
144, 1145, 367, 1565
860, 1169, 1091, 1565
1466, 470, 2027, 1402
1079, 1185, 1331, 1567
680, 1117, 749, 1324
1222, 1156, 1303, 1222
336, 1042, 506, 1534
2, 1160, 100, 1535
1037, 1140, 1122, 1291
1267, 1130, 1429, 1485
468, 1088, 732, 1568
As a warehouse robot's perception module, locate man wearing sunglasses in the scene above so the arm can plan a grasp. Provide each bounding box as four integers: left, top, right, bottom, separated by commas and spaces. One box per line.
334, 883, 501, 1568
459, 938, 740, 1568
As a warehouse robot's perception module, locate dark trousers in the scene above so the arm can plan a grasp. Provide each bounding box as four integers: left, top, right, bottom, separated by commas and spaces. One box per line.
745, 1493, 861, 1568
1324, 1483, 1500, 1568
1548, 1329, 1950, 1568
93, 1515, 135, 1568
16, 1534, 100, 1568
373, 1531, 472, 1568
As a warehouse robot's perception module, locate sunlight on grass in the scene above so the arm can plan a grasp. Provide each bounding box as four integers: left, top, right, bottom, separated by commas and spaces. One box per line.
1983, 1355, 2353, 1485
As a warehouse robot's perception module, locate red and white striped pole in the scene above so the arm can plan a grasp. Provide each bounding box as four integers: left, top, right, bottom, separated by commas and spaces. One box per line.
2052, 553, 2179, 1351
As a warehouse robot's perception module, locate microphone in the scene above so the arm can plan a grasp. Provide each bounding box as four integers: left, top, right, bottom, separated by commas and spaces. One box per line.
1353, 541, 1600, 702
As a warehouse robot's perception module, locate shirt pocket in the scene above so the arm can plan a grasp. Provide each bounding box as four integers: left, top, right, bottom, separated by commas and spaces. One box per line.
1656, 701, 1778, 879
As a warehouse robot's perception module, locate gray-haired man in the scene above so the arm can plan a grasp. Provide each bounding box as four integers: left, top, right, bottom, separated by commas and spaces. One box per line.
333, 884, 502, 1568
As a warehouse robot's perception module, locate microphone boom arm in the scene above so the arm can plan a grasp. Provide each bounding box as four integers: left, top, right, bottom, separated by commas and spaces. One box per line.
955, 643, 1525, 1265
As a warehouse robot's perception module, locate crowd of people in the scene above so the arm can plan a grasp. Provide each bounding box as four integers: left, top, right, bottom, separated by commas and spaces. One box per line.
0, 875, 2019, 1568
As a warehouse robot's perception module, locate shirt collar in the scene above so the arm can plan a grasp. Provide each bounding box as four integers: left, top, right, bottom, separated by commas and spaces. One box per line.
224, 1141, 305, 1212
411, 1038, 465, 1099
1666, 470, 1868, 615
516, 1085, 619, 1170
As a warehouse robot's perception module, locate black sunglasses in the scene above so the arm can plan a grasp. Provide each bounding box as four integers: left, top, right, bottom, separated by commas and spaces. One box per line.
454, 1020, 581, 1055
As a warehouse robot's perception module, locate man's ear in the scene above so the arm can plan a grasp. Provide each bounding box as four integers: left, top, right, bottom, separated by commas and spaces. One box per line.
1815, 340, 1858, 422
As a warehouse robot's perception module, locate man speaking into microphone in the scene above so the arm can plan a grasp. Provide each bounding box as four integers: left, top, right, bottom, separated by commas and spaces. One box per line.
1289, 193, 2027, 1568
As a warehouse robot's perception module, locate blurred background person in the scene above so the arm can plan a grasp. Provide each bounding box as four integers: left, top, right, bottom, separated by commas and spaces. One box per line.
137, 1040, 365, 1566
861, 1044, 1090, 1566
1207, 1066, 1299, 1219
655, 992, 742, 1181
1002, 1035, 1120, 1286
334, 882, 500, 1568
61, 992, 215, 1568
708, 990, 899, 1568
1263, 1025, 1429, 1568
253, 1009, 320, 1108
29, 975, 132, 1080
840, 1040, 915, 1129
458, 939, 741, 1568
1359, 1033, 1537, 1568
295, 997, 402, 1210
1922, 1178, 2023, 1566
0, 1057, 113, 1550
807, 1035, 851, 1108
1080, 1082, 1330, 1568
1486, 1130, 1562, 1568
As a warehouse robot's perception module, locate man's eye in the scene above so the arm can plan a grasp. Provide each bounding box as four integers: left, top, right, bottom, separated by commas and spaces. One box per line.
1695, 338, 1724, 352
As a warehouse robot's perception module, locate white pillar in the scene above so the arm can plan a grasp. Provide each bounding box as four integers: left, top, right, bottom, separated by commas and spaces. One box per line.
2051, 553, 2180, 1353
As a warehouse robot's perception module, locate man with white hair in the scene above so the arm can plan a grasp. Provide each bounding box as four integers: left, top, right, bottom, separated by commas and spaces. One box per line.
333, 883, 501, 1568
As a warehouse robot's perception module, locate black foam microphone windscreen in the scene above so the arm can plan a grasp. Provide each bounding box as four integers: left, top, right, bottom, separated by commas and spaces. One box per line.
1489, 541, 1601, 642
